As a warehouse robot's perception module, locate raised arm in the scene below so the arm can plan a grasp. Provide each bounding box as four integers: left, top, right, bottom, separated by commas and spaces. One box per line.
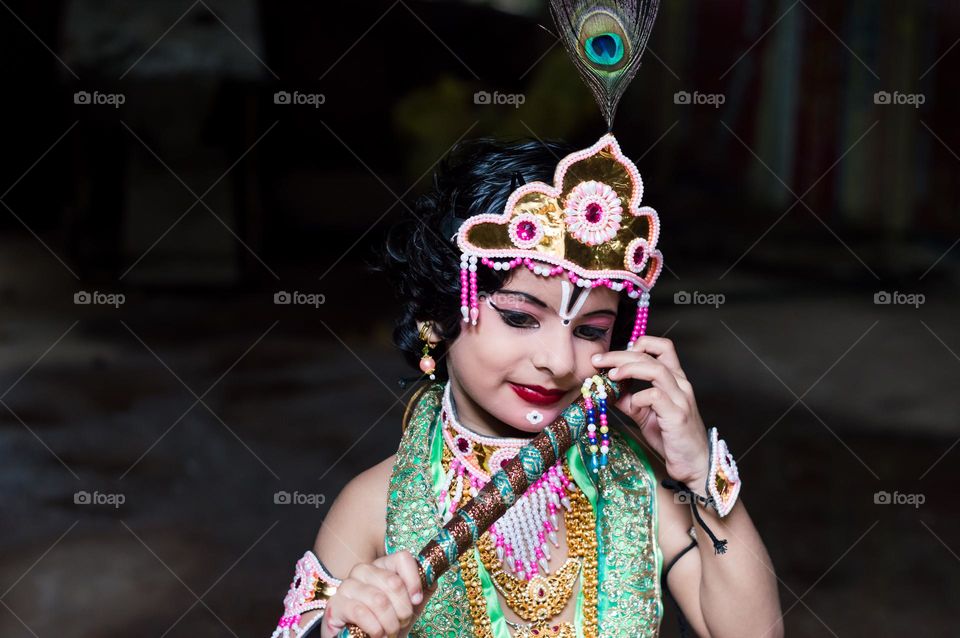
655, 457, 783, 638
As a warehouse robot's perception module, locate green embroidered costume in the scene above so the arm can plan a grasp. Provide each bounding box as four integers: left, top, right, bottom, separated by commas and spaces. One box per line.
385, 383, 664, 637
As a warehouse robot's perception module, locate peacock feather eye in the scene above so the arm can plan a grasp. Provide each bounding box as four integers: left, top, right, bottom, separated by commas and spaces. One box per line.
577, 9, 631, 73
551, 0, 661, 127
584, 32, 624, 66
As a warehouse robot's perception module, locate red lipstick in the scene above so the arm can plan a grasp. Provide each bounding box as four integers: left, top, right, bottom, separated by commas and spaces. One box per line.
509, 383, 567, 406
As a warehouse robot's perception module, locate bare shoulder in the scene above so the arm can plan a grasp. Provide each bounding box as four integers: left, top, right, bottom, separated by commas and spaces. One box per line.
312, 454, 397, 577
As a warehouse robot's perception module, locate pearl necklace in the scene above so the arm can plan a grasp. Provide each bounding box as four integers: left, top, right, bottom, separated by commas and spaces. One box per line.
439, 382, 577, 581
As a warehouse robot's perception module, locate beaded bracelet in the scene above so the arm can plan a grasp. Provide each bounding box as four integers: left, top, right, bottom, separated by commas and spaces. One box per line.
706, 426, 741, 517
270, 551, 341, 638
661, 426, 742, 555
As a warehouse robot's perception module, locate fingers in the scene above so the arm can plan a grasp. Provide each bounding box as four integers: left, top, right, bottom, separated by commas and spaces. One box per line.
324, 579, 390, 637
630, 336, 686, 378
324, 588, 385, 637
376, 551, 424, 605
609, 358, 688, 408
320, 553, 430, 638
350, 564, 412, 635
595, 336, 687, 379
623, 386, 684, 423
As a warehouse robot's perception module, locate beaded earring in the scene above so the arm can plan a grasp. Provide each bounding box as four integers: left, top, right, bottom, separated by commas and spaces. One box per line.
581, 375, 610, 474
418, 322, 438, 380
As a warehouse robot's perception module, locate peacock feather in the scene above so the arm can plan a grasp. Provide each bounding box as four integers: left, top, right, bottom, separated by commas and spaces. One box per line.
549, 0, 661, 130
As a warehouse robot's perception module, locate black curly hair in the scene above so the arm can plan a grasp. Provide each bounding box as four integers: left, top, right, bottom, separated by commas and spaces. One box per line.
372, 137, 638, 384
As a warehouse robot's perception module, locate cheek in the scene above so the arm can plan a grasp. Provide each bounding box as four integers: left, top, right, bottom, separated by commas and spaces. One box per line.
576, 335, 611, 374
449, 308, 525, 382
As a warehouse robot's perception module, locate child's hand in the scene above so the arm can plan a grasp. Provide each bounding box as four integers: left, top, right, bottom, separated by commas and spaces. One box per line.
320, 551, 430, 638
592, 335, 711, 494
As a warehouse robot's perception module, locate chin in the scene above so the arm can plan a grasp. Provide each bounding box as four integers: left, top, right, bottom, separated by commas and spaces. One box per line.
502, 393, 569, 434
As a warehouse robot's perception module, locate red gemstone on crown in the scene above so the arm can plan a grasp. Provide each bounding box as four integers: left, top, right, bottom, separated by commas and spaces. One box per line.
517, 220, 537, 241
585, 202, 603, 223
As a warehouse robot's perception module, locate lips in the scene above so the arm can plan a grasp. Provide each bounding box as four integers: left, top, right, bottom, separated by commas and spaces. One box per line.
509, 383, 568, 406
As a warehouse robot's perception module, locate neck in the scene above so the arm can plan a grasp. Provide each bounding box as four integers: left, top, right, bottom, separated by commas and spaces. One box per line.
446, 378, 534, 441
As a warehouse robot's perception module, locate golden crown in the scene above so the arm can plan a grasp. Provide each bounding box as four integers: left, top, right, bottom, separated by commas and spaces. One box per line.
455, 134, 662, 346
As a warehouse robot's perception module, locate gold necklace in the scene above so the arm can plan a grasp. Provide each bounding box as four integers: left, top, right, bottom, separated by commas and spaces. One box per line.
443, 443, 599, 637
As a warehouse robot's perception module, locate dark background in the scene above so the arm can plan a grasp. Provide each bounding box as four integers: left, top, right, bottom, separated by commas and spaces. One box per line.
1, 1, 958, 636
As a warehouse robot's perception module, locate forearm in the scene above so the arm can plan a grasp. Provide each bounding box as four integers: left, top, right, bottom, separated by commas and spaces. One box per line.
691, 500, 783, 638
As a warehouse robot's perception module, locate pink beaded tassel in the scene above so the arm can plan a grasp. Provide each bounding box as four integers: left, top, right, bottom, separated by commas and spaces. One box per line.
627, 291, 651, 349
459, 253, 479, 325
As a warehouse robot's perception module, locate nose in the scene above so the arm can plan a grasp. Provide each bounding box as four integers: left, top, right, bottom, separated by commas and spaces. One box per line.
531, 326, 577, 381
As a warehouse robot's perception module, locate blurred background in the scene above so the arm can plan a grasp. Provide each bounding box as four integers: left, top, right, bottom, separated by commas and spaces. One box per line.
1, 0, 958, 636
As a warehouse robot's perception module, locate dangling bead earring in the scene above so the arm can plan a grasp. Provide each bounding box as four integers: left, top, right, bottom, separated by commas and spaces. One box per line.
581, 375, 610, 474
419, 322, 438, 380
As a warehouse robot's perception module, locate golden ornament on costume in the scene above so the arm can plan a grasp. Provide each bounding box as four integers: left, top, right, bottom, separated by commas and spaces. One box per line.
442, 439, 599, 638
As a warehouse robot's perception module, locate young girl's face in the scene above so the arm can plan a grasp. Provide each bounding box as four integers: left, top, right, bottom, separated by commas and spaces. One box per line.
446, 267, 620, 436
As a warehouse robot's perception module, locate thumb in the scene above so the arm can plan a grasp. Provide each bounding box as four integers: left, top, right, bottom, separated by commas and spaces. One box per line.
414, 573, 442, 608
321, 604, 347, 636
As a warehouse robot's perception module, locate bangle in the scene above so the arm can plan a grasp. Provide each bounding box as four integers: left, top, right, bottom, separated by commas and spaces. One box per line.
270, 551, 342, 638
706, 426, 741, 518
660, 427, 742, 555
662, 477, 729, 554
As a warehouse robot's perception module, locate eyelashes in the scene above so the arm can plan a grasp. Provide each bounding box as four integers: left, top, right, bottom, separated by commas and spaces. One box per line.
489, 301, 610, 341
575, 325, 609, 341
494, 306, 538, 329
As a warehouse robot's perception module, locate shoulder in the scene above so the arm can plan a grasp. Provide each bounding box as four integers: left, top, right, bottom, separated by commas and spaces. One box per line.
312, 454, 397, 576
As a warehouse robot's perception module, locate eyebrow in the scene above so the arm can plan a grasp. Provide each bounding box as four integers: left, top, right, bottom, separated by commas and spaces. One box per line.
496, 289, 617, 318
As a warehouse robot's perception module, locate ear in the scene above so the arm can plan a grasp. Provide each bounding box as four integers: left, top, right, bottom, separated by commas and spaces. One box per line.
416, 320, 442, 345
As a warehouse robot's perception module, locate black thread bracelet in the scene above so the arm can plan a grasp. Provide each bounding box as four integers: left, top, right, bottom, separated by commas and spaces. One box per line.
661, 478, 729, 555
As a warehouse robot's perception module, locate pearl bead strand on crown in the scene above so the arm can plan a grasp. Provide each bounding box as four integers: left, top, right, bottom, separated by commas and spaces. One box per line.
478, 255, 638, 293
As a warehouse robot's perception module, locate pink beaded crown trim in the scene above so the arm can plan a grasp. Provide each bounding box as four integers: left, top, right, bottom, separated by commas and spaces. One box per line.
270, 551, 341, 638
455, 133, 662, 348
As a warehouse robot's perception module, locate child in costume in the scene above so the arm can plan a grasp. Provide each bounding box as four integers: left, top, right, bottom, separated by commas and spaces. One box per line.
268, 2, 782, 637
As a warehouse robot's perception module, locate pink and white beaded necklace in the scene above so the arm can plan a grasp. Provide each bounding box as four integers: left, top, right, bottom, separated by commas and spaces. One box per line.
438, 381, 578, 581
